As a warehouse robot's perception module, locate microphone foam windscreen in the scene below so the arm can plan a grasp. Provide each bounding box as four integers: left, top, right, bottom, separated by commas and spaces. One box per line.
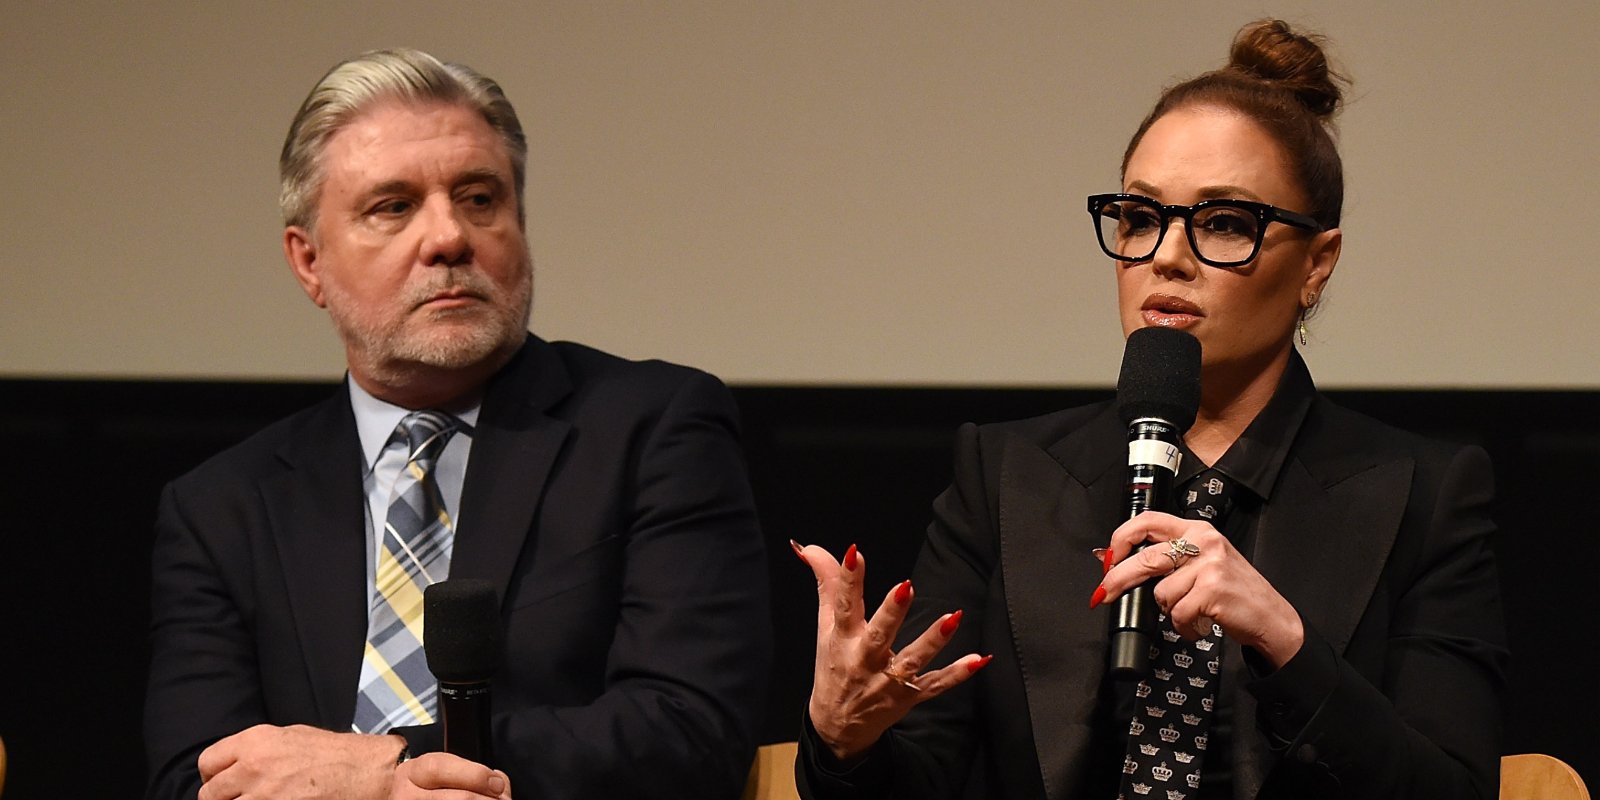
1116, 327, 1202, 432
424, 579, 503, 683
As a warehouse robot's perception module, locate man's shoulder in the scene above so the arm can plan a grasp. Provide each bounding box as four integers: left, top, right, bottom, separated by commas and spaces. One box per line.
168, 390, 347, 492
539, 339, 732, 409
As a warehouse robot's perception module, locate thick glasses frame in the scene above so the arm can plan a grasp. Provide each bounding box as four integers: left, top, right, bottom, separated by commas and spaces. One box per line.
1087, 193, 1325, 268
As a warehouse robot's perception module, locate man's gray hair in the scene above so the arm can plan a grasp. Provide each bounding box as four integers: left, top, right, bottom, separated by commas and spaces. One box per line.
278, 48, 527, 229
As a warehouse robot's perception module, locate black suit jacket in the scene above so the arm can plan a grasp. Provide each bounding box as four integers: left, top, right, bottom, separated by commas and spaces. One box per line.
146, 336, 771, 800
800, 377, 1506, 799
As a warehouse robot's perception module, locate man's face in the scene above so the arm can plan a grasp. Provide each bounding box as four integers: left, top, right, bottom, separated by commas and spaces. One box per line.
284, 99, 531, 400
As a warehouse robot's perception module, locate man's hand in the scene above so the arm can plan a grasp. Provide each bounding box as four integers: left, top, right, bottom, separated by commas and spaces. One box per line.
393, 753, 512, 799
197, 724, 402, 800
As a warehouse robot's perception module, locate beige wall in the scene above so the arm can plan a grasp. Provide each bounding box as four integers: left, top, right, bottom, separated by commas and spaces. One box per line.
3, 1, 1595, 387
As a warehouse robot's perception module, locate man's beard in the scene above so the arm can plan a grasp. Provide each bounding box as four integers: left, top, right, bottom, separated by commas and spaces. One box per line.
326, 263, 533, 387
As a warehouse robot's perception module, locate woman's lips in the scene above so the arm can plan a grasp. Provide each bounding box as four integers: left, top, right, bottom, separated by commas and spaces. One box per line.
1141, 294, 1202, 328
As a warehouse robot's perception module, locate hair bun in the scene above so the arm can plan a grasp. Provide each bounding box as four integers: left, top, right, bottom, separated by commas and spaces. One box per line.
1228, 19, 1345, 118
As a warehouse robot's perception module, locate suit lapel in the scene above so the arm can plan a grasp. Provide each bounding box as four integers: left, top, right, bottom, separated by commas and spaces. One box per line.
450, 337, 573, 607
1000, 406, 1124, 800
1234, 406, 1413, 797
262, 391, 369, 727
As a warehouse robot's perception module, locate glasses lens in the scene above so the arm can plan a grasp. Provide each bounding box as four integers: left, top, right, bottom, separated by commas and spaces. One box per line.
1097, 198, 1162, 260
1191, 205, 1261, 265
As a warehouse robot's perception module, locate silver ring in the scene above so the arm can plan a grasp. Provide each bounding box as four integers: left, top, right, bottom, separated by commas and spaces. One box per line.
1165, 538, 1201, 571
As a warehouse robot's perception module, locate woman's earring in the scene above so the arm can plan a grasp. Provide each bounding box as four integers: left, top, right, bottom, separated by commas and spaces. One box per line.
1299, 292, 1319, 346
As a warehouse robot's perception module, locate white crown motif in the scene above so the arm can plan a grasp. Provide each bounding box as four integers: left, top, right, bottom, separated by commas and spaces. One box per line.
1194, 734, 1208, 750
1188, 676, 1208, 688
1201, 696, 1215, 712
1150, 645, 1162, 659
1146, 706, 1167, 718
1140, 743, 1160, 755
1154, 668, 1174, 681
1172, 652, 1194, 668
1130, 719, 1146, 735
1166, 689, 1188, 705
1168, 790, 1189, 800
1186, 772, 1201, 788
1133, 783, 1153, 795
1173, 751, 1195, 764
1159, 725, 1181, 743
1194, 639, 1214, 652
1162, 629, 1181, 642
1211, 623, 1223, 637
1206, 477, 1224, 495
1136, 682, 1152, 698
1207, 658, 1219, 674
1123, 755, 1138, 774
1181, 713, 1201, 726
1151, 762, 1174, 781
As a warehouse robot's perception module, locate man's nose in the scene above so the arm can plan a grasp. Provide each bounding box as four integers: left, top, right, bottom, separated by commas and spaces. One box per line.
419, 197, 471, 266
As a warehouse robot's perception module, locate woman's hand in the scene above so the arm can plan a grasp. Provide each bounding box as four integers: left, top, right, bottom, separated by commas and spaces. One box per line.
1095, 511, 1304, 668
793, 541, 991, 763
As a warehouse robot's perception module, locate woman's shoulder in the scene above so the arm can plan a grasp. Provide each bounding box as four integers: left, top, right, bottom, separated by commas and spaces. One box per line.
971, 400, 1119, 449
1300, 394, 1491, 482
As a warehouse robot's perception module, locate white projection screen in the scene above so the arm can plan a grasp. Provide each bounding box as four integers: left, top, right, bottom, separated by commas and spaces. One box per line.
3, 2, 1596, 388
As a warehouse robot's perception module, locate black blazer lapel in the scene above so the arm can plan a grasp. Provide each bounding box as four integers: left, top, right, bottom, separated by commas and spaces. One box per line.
1001, 406, 1125, 800
260, 391, 369, 727
450, 336, 573, 607
1234, 411, 1414, 797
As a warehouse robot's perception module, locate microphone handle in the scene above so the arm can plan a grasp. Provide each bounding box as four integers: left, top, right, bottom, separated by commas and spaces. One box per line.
439, 681, 494, 766
1107, 420, 1182, 680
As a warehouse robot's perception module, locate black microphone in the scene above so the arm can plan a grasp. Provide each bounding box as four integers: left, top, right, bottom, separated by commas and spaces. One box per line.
423, 578, 501, 765
1106, 326, 1201, 680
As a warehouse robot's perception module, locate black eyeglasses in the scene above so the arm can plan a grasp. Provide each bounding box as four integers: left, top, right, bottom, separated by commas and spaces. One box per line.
1087, 193, 1325, 268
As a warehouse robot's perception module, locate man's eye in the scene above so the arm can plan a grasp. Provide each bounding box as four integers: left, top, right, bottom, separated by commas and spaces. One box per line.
372, 199, 412, 216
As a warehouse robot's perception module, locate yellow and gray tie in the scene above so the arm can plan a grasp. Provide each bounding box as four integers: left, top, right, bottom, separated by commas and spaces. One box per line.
353, 410, 459, 734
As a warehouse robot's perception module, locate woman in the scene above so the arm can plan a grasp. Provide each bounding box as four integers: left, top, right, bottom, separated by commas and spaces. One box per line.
793, 19, 1505, 800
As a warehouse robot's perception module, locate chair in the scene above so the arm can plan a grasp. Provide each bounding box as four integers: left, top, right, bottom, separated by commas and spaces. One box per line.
742, 741, 800, 800
1501, 753, 1589, 800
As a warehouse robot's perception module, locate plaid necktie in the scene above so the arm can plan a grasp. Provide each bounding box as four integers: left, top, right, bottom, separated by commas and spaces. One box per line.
352, 410, 460, 733
1117, 468, 1236, 799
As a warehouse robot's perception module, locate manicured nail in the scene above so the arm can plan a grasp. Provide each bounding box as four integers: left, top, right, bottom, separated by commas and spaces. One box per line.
789, 539, 807, 563
1089, 585, 1108, 609
967, 654, 994, 674
843, 544, 859, 571
893, 580, 913, 606
940, 609, 963, 637
1101, 547, 1115, 575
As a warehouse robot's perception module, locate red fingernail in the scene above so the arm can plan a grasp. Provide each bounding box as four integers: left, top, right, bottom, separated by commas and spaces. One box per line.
1089, 585, 1108, 609
967, 654, 994, 674
1102, 547, 1115, 575
940, 609, 963, 636
893, 580, 912, 605
843, 544, 858, 571
789, 539, 807, 563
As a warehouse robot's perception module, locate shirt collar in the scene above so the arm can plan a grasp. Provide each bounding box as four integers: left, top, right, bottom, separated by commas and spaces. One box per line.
1176, 351, 1316, 502
346, 377, 482, 473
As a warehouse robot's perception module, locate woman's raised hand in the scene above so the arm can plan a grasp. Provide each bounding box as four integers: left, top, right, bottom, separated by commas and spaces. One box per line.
793, 541, 991, 763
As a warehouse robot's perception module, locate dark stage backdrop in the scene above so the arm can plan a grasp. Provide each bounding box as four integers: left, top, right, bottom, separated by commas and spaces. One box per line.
0, 380, 1592, 797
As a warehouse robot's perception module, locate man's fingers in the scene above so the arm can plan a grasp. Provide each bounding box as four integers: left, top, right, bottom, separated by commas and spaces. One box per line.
400, 752, 506, 795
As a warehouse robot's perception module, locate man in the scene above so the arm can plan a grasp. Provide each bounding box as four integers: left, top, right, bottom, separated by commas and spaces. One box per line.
144, 49, 770, 800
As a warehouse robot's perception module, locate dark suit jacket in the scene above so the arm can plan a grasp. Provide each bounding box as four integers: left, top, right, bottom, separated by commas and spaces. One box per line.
145, 335, 771, 800
800, 376, 1506, 799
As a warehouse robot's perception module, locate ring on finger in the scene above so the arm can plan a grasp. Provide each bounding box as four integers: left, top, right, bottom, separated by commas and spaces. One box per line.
881, 658, 923, 692
1164, 537, 1201, 572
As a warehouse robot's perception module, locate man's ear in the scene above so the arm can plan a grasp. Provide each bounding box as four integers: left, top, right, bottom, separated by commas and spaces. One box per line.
283, 226, 327, 308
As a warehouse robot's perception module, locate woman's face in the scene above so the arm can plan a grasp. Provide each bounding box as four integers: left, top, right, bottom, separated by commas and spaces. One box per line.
1116, 105, 1340, 383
